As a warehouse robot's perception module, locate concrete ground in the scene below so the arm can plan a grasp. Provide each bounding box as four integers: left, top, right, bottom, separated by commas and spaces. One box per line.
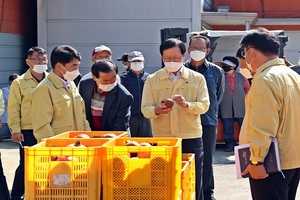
0, 140, 299, 200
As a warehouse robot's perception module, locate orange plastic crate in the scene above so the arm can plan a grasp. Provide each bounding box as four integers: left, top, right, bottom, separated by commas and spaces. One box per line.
25, 138, 110, 200
46, 131, 129, 139
101, 138, 182, 200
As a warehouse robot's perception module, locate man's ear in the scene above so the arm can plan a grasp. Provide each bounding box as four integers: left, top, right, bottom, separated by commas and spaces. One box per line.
206, 48, 211, 56
25, 58, 31, 67
92, 75, 97, 82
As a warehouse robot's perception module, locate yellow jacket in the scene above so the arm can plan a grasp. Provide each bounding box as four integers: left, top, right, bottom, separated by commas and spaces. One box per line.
0, 89, 4, 116
141, 66, 210, 138
240, 58, 300, 170
8, 70, 46, 133
32, 71, 90, 142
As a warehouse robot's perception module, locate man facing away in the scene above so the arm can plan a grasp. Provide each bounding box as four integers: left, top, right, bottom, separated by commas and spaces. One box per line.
8, 47, 48, 200
31, 45, 90, 142
120, 51, 152, 137
0, 89, 10, 200
240, 28, 300, 200
184, 35, 225, 200
141, 38, 210, 200
0, 73, 19, 139
79, 59, 133, 131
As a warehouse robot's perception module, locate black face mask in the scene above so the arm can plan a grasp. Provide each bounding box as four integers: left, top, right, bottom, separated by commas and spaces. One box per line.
223, 65, 232, 72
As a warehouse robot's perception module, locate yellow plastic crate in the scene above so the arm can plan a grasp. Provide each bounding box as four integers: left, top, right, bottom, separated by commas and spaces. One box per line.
25, 138, 110, 200
182, 153, 195, 200
181, 161, 191, 200
101, 137, 182, 200
46, 131, 129, 139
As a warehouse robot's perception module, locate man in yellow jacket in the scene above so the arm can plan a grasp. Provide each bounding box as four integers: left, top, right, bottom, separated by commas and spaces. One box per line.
141, 38, 210, 200
8, 47, 48, 200
240, 28, 300, 200
32, 45, 90, 142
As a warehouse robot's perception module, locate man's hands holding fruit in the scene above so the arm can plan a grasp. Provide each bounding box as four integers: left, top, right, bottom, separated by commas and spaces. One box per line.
154, 95, 188, 115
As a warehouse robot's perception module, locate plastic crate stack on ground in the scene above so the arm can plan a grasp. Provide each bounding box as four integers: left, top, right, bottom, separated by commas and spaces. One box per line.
181, 154, 196, 200
101, 137, 183, 200
24, 137, 111, 200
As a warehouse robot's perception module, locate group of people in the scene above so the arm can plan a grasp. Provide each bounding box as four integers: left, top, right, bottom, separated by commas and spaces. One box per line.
0, 27, 299, 200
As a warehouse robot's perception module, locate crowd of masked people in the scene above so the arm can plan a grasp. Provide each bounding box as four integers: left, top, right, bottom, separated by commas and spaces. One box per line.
0, 27, 299, 200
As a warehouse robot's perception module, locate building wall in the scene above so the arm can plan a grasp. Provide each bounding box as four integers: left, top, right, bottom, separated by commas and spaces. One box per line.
38, 0, 201, 75
0, 0, 36, 88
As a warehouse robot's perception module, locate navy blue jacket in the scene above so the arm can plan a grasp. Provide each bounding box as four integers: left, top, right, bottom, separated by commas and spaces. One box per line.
79, 79, 133, 131
120, 70, 150, 117
184, 59, 225, 126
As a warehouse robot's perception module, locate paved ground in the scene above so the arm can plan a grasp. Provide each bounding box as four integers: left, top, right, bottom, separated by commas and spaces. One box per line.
0, 140, 299, 200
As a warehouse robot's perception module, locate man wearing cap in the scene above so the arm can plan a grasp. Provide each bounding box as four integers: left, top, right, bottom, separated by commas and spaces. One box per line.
81, 45, 113, 81
117, 53, 130, 72
218, 56, 250, 152
120, 51, 152, 137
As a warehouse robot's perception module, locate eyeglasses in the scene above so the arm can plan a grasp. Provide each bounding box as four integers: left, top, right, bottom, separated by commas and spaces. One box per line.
241, 51, 246, 58
162, 55, 183, 62
28, 57, 48, 63
241, 46, 253, 58
189, 46, 206, 52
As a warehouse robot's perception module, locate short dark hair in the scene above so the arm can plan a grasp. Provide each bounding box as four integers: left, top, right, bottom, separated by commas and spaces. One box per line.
50, 45, 81, 68
189, 35, 211, 48
9, 73, 19, 82
240, 28, 280, 55
27, 47, 47, 58
91, 59, 117, 78
159, 38, 186, 55
236, 47, 244, 59
223, 56, 239, 70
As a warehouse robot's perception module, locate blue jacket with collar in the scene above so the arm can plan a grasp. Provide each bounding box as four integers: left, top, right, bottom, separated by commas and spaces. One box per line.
120, 70, 150, 117
184, 59, 225, 126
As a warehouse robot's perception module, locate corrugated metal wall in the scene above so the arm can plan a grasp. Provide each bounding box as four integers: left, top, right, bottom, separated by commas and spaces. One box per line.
39, 0, 198, 75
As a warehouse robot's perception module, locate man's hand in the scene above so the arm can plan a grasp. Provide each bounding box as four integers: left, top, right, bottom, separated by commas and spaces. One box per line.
172, 95, 188, 108
11, 132, 24, 143
0, 121, 2, 128
154, 103, 172, 115
242, 164, 269, 179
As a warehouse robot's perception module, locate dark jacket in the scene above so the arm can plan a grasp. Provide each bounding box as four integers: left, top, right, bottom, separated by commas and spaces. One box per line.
219, 72, 246, 118
120, 70, 149, 117
184, 59, 225, 126
79, 79, 133, 131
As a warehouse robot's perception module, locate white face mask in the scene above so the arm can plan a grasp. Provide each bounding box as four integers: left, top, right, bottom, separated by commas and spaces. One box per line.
164, 62, 182, 73
97, 81, 117, 92
63, 69, 80, 81
190, 50, 206, 61
130, 62, 144, 71
33, 64, 48, 73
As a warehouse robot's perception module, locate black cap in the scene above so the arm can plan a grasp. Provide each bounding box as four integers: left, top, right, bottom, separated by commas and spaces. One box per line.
117, 54, 128, 62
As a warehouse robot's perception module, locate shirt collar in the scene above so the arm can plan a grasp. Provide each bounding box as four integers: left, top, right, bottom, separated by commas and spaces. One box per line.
55, 73, 69, 88
167, 65, 184, 82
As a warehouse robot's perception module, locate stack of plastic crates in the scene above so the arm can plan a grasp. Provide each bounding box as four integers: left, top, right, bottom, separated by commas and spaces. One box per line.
181, 153, 196, 200
101, 137, 182, 200
25, 138, 111, 200
46, 131, 129, 139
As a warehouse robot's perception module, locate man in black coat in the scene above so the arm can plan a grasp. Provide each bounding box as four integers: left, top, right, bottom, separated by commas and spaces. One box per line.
79, 59, 133, 131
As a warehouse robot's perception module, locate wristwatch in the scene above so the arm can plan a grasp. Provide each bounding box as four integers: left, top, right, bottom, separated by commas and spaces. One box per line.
250, 160, 263, 166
